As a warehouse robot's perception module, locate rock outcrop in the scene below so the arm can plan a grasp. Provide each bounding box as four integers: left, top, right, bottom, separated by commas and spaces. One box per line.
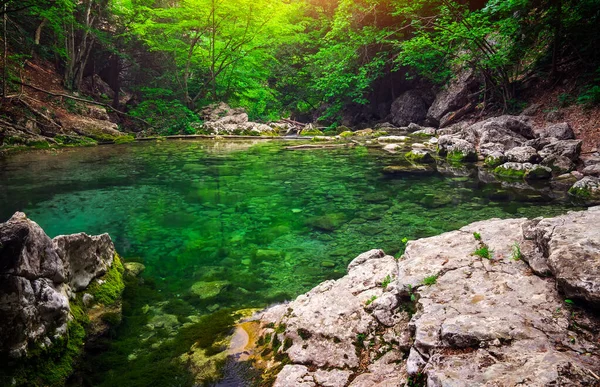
0, 212, 123, 362
390, 90, 433, 127
196, 102, 277, 135
427, 69, 480, 127
258, 208, 600, 386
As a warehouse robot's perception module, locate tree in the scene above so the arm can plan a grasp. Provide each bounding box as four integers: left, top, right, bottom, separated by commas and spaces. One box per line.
131, 0, 298, 110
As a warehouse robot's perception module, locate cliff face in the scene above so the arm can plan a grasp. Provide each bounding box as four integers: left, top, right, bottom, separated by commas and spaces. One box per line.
257, 208, 600, 386
0, 212, 124, 386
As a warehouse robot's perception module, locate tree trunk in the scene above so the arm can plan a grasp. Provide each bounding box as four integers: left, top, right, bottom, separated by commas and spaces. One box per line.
551, 0, 562, 77
2, 3, 7, 99
110, 53, 120, 108
34, 18, 47, 45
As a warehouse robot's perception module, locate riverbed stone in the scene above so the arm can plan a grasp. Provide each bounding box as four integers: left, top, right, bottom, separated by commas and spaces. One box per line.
505, 146, 540, 163
378, 135, 407, 143
382, 164, 435, 175
437, 135, 477, 162
189, 280, 230, 299
405, 149, 434, 163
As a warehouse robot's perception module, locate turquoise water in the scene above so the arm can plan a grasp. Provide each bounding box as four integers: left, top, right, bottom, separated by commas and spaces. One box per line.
0, 140, 580, 386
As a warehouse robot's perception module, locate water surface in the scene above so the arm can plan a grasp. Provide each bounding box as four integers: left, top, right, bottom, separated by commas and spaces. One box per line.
0, 140, 580, 386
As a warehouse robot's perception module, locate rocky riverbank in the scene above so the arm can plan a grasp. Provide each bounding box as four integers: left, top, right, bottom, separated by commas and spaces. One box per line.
0, 212, 129, 386
254, 207, 600, 386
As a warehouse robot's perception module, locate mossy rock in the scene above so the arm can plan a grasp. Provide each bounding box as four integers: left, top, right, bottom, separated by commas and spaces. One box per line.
55, 135, 98, 147
1, 255, 125, 387
372, 130, 388, 137
300, 127, 324, 136
354, 128, 373, 136
124, 262, 146, 277
86, 254, 125, 305
447, 150, 477, 163
484, 154, 505, 168
340, 131, 354, 138
493, 163, 527, 180
524, 165, 552, 180
114, 135, 135, 144
405, 150, 434, 164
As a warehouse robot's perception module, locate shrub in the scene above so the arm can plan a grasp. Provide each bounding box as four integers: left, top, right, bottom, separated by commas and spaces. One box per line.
129, 99, 200, 135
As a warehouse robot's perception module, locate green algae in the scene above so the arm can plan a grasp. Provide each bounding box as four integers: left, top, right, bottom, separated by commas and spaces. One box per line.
0, 140, 583, 386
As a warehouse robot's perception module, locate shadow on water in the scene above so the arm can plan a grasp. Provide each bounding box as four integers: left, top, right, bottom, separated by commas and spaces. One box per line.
0, 140, 583, 386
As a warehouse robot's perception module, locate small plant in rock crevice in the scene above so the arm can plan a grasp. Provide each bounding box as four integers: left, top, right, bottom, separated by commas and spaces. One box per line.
423, 275, 438, 286
365, 295, 377, 305
472, 233, 493, 260
381, 274, 392, 289
511, 243, 522, 261
474, 246, 492, 259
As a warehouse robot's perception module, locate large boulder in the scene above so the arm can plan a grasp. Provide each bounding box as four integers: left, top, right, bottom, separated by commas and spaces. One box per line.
539, 139, 582, 161
539, 122, 575, 140
390, 90, 432, 127
427, 69, 480, 127
437, 135, 477, 162
493, 162, 552, 180
259, 210, 600, 386
0, 212, 120, 358
526, 207, 600, 305
0, 212, 65, 283
568, 176, 600, 202
53, 232, 115, 291
0, 213, 69, 357
505, 146, 540, 163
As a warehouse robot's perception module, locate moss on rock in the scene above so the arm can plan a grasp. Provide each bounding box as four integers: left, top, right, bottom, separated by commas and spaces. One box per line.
0, 255, 125, 387
86, 254, 125, 305
405, 150, 434, 164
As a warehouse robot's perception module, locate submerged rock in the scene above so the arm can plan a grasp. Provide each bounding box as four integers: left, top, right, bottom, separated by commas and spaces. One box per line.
382, 164, 435, 175
190, 280, 230, 300
258, 209, 600, 386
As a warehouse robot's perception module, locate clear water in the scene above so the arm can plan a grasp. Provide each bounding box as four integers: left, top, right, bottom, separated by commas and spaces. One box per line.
0, 140, 580, 386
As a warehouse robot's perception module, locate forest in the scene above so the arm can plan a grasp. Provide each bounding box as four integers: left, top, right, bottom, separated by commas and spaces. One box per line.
1, 0, 600, 135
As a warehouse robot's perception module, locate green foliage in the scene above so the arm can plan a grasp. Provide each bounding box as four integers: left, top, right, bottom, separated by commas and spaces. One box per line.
474, 246, 492, 260
473, 232, 482, 241
511, 243, 523, 261
578, 85, 600, 107
423, 275, 438, 286
365, 295, 377, 305
381, 275, 392, 289
129, 100, 199, 135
